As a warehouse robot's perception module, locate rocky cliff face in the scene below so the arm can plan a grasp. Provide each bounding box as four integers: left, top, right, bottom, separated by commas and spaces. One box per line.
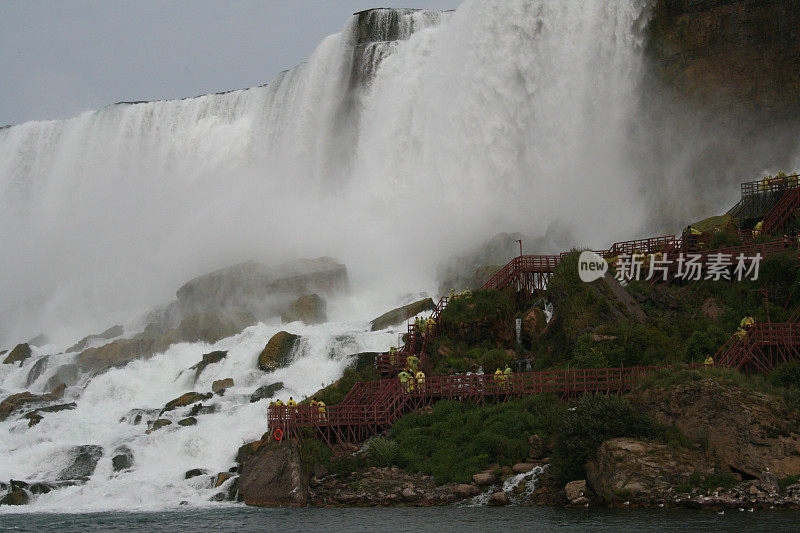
633, 376, 800, 478
649, 0, 800, 119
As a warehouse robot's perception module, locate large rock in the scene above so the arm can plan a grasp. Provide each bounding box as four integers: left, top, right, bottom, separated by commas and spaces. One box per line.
112, 446, 134, 471
455, 484, 481, 498
175, 258, 348, 318
250, 382, 284, 403
281, 294, 327, 325
564, 479, 588, 504
76, 312, 253, 375
161, 392, 213, 413
212, 378, 234, 394
258, 332, 300, 372
586, 438, 714, 504
190, 350, 227, 382
472, 472, 495, 486
239, 441, 308, 506
370, 298, 436, 331
57, 445, 103, 480
0, 487, 29, 506
76, 337, 155, 373
634, 376, 800, 478
0, 383, 67, 421
67, 325, 124, 353
163, 312, 255, 347
488, 491, 509, 506
3, 343, 32, 365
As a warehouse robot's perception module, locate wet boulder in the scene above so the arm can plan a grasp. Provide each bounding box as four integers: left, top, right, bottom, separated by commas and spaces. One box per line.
281, 294, 327, 325
0, 383, 67, 421
111, 446, 134, 472
250, 382, 284, 403
212, 378, 234, 395
185, 468, 209, 480
3, 343, 32, 365
178, 417, 197, 427
161, 392, 213, 414
0, 487, 29, 506
190, 350, 227, 381
488, 491, 509, 506
370, 298, 435, 331
257, 332, 300, 372
146, 419, 172, 434
57, 445, 103, 481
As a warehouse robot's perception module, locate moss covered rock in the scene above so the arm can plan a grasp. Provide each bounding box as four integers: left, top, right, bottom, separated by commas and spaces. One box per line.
258, 332, 300, 372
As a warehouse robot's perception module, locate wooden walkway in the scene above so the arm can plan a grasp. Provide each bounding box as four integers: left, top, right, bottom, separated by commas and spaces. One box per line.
272, 176, 800, 451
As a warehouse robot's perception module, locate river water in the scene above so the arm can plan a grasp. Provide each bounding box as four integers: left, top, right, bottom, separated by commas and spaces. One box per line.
0, 507, 796, 532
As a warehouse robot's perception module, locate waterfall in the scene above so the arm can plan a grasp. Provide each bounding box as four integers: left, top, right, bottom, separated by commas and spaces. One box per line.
0, 0, 688, 512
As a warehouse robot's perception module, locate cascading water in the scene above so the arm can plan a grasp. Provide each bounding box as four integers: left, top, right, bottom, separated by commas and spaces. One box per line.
0, 1, 650, 346
0, 0, 754, 513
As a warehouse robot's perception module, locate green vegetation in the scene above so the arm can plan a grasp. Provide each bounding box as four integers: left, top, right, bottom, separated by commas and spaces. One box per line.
550, 394, 657, 484
390, 395, 565, 484
365, 437, 399, 467
779, 474, 800, 490
304, 355, 380, 406
675, 472, 738, 494
440, 289, 514, 325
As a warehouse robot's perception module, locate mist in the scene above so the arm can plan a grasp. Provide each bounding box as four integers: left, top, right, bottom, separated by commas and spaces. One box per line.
2, 0, 800, 348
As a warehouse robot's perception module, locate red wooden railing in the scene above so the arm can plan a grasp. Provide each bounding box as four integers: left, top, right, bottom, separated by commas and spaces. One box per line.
716, 322, 800, 374
762, 188, 800, 234
269, 363, 711, 448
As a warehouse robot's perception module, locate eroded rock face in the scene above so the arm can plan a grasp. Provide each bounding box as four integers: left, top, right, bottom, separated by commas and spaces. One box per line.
281, 294, 327, 325
239, 442, 308, 507
586, 438, 713, 504
370, 298, 436, 331
3, 343, 32, 365
258, 332, 300, 372
634, 377, 800, 478
648, 0, 800, 119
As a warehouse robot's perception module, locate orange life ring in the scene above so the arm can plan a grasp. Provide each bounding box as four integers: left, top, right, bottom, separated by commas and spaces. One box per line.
274, 428, 283, 441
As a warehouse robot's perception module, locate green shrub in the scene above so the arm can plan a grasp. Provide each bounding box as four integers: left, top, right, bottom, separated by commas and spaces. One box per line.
769, 361, 800, 390
441, 289, 514, 325
550, 393, 657, 484
779, 474, 800, 490
391, 396, 564, 484
298, 437, 332, 471
365, 437, 399, 467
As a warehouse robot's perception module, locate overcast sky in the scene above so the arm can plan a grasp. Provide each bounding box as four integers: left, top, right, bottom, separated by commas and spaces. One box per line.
0, 0, 462, 126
